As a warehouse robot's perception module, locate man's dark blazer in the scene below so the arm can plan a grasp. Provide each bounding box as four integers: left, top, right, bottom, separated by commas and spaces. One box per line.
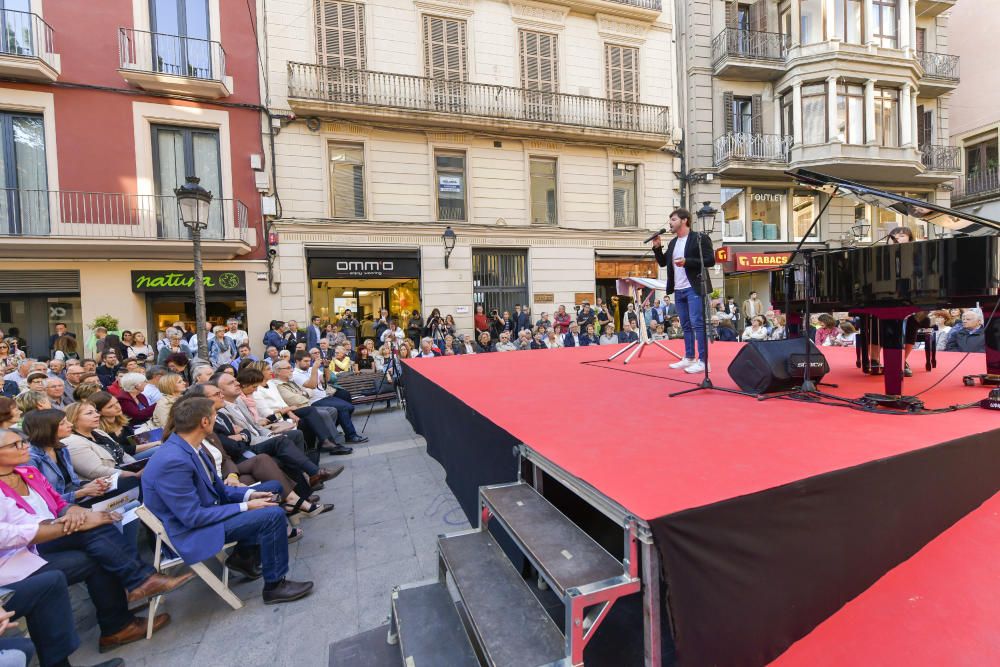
652, 231, 716, 295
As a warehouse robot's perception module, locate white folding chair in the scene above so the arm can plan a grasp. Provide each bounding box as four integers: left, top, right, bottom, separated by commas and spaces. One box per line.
136, 505, 243, 639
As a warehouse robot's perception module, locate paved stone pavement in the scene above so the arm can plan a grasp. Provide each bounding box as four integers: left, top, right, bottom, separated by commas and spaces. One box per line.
67, 408, 469, 667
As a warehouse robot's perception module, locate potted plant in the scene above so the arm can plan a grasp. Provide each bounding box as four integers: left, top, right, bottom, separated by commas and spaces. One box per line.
86, 314, 122, 358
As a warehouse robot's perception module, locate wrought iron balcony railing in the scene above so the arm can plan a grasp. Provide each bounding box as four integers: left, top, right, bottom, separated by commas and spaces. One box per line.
0, 189, 249, 243
712, 28, 789, 66
917, 50, 960, 80
287, 63, 671, 136
952, 171, 1000, 203
605, 0, 661, 8
714, 132, 793, 166
0, 9, 56, 69
118, 27, 226, 81
919, 144, 960, 172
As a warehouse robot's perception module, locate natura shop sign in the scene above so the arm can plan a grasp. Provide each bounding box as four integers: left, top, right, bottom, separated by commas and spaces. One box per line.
733, 252, 792, 271
131, 270, 246, 292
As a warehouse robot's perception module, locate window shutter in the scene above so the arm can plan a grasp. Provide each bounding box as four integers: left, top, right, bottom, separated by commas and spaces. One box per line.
605, 44, 639, 102
423, 15, 467, 80
725, 1, 738, 28
315, 1, 365, 68
520, 30, 558, 92
723, 91, 734, 134
753, 1, 768, 32
751, 94, 763, 135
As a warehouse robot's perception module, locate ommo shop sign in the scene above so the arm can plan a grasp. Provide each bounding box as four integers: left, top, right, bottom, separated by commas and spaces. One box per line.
336, 261, 395, 273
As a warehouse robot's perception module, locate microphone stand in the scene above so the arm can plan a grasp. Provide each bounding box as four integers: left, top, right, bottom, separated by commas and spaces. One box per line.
669, 209, 751, 399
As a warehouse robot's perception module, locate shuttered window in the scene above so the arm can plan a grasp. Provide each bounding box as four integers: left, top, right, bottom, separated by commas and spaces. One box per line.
605, 44, 639, 102
423, 15, 467, 80
329, 143, 365, 219
520, 30, 558, 92
315, 1, 365, 69
613, 163, 638, 228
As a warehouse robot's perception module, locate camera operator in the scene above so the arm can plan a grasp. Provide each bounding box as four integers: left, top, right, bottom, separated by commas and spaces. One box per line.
488, 309, 508, 340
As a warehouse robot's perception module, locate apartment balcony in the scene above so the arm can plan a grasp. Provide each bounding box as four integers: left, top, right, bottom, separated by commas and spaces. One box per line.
916, 51, 960, 98
916, 0, 957, 18
118, 27, 231, 98
712, 29, 789, 80
952, 171, 1000, 207
0, 9, 59, 82
543, 0, 661, 20
0, 189, 253, 259
713, 133, 792, 176
789, 142, 923, 182
287, 63, 670, 148
919, 144, 960, 172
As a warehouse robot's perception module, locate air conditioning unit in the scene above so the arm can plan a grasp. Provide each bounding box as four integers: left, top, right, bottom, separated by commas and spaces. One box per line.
261, 195, 277, 217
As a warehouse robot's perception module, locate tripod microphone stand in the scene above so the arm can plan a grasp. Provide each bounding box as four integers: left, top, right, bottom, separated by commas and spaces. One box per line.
606, 283, 683, 365
670, 202, 751, 399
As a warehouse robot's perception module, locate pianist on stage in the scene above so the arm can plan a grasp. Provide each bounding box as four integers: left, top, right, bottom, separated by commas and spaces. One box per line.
651, 208, 716, 375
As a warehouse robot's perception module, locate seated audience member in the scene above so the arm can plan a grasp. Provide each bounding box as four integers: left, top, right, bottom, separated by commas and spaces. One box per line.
263, 346, 281, 368
455, 334, 476, 355
356, 346, 375, 370
111, 372, 155, 425
545, 330, 562, 348
142, 366, 167, 404
191, 364, 214, 385
283, 356, 367, 446
929, 310, 953, 351
141, 397, 315, 604
0, 428, 193, 652
187, 384, 329, 517
416, 338, 440, 357
666, 317, 684, 339
617, 323, 639, 344
156, 328, 187, 365
26, 409, 111, 504
814, 314, 839, 347
741, 317, 769, 342
330, 346, 354, 374
45, 377, 68, 410
599, 324, 617, 345
946, 309, 986, 352
207, 326, 238, 366
88, 391, 159, 460
73, 373, 103, 403
47, 358, 66, 380
475, 332, 493, 353
63, 364, 85, 404
231, 344, 256, 371
218, 369, 341, 489
529, 331, 547, 350
151, 372, 188, 428
61, 402, 139, 483
0, 397, 19, 429
16, 391, 51, 418
26, 373, 48, 393
163, 353, 194, 385
563, 323, 584, 347
5, 360, 34, 393
714, 316, 738, 342
95, 350, 121, 389
579, 324, 598, 347
831, 321, 858, 347
651, 324, 668, 341
769, 315, 788, 340
494, 332, 517, 352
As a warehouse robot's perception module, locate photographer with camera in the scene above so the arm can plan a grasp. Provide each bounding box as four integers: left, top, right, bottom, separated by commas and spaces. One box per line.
488, 309, 508, 341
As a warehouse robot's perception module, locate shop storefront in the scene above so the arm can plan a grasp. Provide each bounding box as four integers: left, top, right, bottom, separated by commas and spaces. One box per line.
306, 249, 421, 323
131, 270, 249, 338
594, 255, 660, 307
0, 270, 82, 357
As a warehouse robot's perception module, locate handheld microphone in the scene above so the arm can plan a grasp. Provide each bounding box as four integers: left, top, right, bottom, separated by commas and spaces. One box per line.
643, 228, 667, 244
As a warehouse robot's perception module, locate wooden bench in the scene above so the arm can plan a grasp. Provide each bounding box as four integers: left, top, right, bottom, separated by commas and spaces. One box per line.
335, 370, 396, 409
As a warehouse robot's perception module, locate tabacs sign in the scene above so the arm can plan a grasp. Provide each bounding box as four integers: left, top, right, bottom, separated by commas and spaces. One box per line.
733, 252, 793, 271
131, 270, 246, 292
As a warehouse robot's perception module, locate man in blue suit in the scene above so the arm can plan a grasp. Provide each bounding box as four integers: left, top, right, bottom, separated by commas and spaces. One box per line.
306, 315, 323, 351
141, 394, 314, 605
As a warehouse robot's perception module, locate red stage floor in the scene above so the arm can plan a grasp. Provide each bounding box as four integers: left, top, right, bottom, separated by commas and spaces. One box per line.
408, 342, 998, 522
773, 489, 1000, 666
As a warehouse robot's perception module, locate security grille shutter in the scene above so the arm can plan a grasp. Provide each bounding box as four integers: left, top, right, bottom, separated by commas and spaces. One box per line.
0, 271, 80, 294
315, 0, 365, 68
520, 30, 558, 92
423, 15, 467, 80
751, 94, 763, 135
606, 44, 639, 102
723, 91, 734, 133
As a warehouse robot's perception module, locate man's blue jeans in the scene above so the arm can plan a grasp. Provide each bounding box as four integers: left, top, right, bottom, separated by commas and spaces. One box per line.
37, 523, 155, 592
222, 504, 289, 584
674, 287, 708, 362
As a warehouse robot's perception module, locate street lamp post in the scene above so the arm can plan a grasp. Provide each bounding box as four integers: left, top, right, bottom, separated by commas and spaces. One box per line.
442, 226, 457, 268
175, 176, 213, 361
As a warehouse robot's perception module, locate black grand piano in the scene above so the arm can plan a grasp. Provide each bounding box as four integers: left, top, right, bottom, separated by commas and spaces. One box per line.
771, 169, 1000, 399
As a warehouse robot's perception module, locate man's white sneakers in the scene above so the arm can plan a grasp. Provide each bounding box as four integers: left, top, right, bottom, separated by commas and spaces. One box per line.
684, 361, 707, 374
670, 358, 694, 369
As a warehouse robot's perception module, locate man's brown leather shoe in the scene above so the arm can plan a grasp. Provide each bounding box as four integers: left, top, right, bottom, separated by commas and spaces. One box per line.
308, 465, 344, 488
126, 571, 196, 604
99, 613, 170, 652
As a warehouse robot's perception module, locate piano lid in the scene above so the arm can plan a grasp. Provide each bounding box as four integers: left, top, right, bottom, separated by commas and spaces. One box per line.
786, 169, 1000, 236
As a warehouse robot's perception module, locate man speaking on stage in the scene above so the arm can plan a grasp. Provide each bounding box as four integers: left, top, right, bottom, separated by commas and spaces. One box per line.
651, 208, 716, 374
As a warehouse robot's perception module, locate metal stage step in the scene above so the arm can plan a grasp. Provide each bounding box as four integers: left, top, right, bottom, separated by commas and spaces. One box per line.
439, 530, 566, 667
390, 581, 479, 667
481, 482, 624, 596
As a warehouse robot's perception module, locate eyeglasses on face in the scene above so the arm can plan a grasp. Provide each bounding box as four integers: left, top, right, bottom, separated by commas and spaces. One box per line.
0, 437, 30, 450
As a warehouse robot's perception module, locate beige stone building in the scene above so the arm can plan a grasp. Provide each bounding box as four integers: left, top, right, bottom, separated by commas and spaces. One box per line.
947, 1, 1000, 220
262, 0, 678, 333
677, 0, 962, 306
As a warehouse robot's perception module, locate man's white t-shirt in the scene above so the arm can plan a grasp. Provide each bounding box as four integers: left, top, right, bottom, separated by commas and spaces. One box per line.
672, 235, 691, 290
291, 366, 327, 402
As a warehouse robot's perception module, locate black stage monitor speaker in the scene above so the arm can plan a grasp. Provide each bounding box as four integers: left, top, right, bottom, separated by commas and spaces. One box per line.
727, 339, 830, 395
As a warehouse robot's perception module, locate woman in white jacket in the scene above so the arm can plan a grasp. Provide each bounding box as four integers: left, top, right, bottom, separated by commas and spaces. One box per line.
741, 317, 769, 342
